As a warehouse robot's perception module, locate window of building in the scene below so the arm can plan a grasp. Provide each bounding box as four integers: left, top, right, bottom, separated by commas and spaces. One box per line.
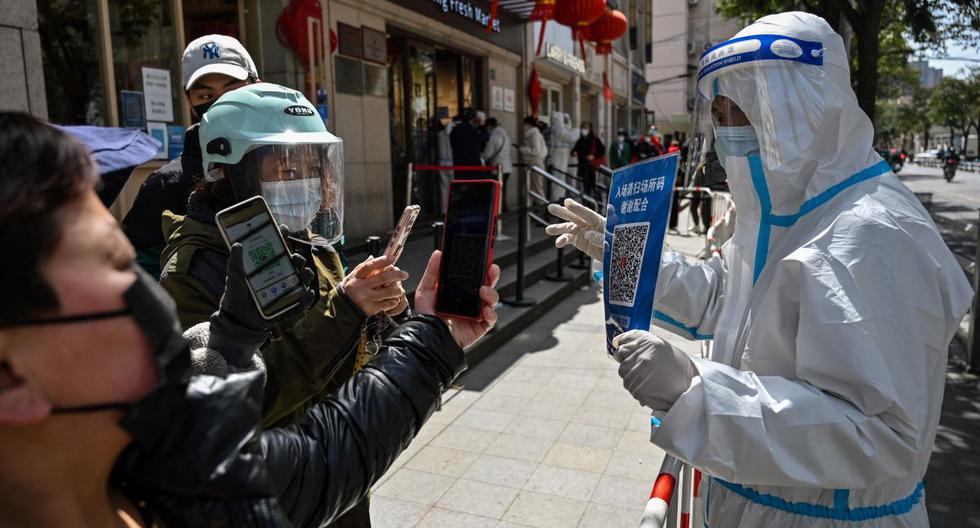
38, 0, 109, 125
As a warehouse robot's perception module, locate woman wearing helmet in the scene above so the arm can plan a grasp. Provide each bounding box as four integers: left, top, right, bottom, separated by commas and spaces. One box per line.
159, 83, 406, 525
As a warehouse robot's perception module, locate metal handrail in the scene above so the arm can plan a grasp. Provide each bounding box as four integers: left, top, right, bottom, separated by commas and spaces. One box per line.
522, 164, 600, 208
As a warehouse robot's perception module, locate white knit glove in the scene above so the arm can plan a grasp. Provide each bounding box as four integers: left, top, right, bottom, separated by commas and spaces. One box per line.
545, 198, 606, 261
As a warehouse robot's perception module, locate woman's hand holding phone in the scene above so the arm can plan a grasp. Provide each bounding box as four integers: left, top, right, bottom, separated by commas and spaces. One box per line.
343, 255, 410, 317
415, 250, 500, 349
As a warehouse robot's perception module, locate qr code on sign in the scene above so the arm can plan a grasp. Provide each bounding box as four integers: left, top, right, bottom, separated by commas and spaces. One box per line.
609, 222, 650, 307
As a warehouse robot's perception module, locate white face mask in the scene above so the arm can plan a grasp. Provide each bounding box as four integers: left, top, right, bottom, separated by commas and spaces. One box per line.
261, 178, 323, 233
581, 128, 590, 137
617, 136, 625, 144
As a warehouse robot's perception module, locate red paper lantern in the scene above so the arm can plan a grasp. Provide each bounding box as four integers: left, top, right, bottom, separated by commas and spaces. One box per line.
584, 8, 628, 55
276, 0, 323, 70
554, 0, 606, 44
531, 0, 557, 56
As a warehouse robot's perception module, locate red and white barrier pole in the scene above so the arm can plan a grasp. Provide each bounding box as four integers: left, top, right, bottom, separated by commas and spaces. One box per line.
641, 455, 682, 528
680, 465, 693, 528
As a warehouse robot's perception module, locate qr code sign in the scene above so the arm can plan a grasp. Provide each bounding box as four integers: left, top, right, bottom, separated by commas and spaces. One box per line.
609, 222, 650, 307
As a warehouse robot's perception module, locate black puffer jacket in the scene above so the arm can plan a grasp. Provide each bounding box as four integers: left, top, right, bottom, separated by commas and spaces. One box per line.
119, 315, 465, 527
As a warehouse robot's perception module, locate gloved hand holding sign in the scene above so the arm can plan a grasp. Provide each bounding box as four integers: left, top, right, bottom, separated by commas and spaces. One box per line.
546, 198, 605, 261
613, 330, 695, 412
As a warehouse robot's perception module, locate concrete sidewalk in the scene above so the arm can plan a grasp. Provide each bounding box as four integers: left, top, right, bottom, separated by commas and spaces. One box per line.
369, 233, 705, 528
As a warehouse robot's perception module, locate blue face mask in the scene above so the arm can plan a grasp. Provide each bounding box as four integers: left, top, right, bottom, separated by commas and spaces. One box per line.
714, 125, 760, 159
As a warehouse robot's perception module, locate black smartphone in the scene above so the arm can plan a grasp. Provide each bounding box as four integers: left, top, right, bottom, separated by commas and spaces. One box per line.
436, 179, 501, 320
215, 196, 305, 319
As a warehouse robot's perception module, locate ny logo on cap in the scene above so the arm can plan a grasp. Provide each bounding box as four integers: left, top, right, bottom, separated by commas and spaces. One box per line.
202, 42, 221, 59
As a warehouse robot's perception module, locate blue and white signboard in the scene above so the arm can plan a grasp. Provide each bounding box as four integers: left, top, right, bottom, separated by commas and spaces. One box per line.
603, 152, 679, 354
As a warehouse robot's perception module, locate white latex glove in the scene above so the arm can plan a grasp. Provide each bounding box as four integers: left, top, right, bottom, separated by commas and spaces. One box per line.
545, 198, 605, 261
613, 330, 696, 412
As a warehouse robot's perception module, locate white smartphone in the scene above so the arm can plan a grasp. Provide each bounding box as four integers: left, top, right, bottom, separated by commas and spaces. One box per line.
384, 205, 421, 264
215, 196, 305, 319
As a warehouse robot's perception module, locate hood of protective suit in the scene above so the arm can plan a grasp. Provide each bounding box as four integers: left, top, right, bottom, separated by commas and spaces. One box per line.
699, 12, 882, 218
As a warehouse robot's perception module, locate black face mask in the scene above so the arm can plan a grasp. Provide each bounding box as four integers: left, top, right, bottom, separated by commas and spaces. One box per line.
0, 266, 191, 414
191, 101, 215, 124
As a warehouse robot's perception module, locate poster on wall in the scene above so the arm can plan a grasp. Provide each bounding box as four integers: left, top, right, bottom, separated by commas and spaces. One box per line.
141, 67, 174, 122
491, 86, 503, 111
362, 27, 387, 64
337, 23, 363, 58
503, 88, 515, 112
120, 90, 145, 129
146, 122, 168, 160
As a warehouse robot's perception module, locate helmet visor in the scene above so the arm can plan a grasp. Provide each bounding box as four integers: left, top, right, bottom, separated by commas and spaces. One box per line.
236, 143, 344, 244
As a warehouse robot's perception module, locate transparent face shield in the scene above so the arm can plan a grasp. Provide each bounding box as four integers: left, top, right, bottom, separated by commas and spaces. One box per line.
235, 143, 345, 244
687, 34, 827, 186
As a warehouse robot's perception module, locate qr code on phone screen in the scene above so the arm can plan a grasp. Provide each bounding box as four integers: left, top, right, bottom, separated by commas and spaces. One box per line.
609, 222, 650, 307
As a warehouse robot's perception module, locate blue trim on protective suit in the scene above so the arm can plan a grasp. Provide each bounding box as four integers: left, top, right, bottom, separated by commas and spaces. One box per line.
747, 155, 771, 284
747, 159, 891, 284
654, 310, 714, 340
834, 489, 849, 512
769, 160, 892, 227
714, 478, 924, 521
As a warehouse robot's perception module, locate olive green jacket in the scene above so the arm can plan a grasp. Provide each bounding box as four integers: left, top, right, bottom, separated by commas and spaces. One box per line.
160, 211, 366, 427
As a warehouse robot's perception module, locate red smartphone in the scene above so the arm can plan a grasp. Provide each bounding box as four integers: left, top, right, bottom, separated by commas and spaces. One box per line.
436, 179, 501, 320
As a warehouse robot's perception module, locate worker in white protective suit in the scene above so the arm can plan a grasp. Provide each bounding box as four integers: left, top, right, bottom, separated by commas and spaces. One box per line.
548, 112, 580, 199
546, 12, 972, 527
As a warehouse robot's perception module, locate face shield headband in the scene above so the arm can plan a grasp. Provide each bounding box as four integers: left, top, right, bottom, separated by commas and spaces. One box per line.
696, 34, 825, 98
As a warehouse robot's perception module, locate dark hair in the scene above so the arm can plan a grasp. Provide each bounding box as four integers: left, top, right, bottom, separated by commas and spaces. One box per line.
0, 113, 98, 321
486, 117, 499, 128
523, 116, 538, 126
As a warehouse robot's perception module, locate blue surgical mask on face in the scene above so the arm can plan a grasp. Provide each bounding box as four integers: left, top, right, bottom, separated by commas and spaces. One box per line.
714, 125, 760, 159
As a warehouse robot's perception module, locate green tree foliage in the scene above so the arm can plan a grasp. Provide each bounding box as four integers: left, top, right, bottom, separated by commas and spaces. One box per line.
718, 0, 980, 124
928, 76, 971, 150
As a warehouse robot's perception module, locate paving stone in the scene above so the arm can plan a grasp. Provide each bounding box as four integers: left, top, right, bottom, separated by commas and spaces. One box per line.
436, 478, 519, 519
558, 423, 623, 449
368, 496, 430, 528
471, 393, 531, 414
590, 473, 650, 511
571, 404, 633, 429
462, 454, 538, 489
484, 433, 554, 463
404, 445, 479, 478
604, 449, 665, 481
486, 379, 544, 399
503, 490, 587, 528
616, 429, 658, 455
454, 409, 516, 433
542, 442, 612, 473
429, 424, 498, 453
578, 502, 644, 528
415, 507, 500, 528
520, 396, 581, 421
524, 464, 602, 501
374, 468, 455, 505
504, 415, 569, 441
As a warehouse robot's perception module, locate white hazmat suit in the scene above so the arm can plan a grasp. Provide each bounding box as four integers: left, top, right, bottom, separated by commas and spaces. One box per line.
549, 12, 972, 527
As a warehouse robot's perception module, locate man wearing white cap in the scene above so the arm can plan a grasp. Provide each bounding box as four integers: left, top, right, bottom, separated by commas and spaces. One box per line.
123, 35, 259, 278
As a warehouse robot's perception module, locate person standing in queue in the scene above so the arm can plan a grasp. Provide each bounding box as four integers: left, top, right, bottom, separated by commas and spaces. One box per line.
159, 83, 405, 527
122, 35, 259, 278
571, 122, 605, 203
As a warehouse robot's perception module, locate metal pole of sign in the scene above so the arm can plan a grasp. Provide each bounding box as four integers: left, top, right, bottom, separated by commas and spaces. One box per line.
545, 165, 571, 283
495, 165, 507, 241
503, 164, 536, 307
970, 208, 980, 373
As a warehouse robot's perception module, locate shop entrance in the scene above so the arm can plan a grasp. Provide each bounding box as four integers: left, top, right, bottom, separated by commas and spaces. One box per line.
388, 29, 483, 219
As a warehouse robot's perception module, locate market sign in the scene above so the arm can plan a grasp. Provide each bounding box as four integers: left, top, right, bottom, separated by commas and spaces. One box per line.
433, 0, 501, 32
393, 0, 522, 55
547, 44, 586, 74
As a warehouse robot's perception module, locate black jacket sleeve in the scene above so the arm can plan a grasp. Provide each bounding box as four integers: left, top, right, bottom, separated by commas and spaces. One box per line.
260, 315, 466, 528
